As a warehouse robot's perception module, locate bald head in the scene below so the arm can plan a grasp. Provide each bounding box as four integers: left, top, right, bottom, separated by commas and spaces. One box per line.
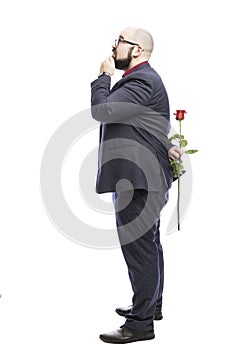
120, 27, 154, 59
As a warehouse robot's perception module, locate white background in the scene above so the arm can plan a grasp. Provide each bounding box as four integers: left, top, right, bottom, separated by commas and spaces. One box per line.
1, 0, 233, 349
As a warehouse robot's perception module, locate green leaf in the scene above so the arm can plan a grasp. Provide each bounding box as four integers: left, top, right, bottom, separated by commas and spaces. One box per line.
168, 134, 185, 142
168, 135, 178, 142
185, 149, 198, 154
180, 139, 188, 147
179, 164, 184, 171
172, 133, 180, 139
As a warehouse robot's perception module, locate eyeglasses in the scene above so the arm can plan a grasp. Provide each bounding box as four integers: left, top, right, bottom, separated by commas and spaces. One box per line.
115, 38, 140, 47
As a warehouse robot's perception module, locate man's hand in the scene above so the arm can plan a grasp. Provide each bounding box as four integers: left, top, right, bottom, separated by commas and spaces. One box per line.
168, 146, 184, 160
99, 56, 115, 76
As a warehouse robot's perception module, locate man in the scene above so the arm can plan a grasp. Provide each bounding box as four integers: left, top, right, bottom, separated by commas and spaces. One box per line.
91, 27, 182, 344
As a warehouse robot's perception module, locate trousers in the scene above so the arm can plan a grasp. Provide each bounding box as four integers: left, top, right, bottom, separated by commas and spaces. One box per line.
112, 188, 168, 332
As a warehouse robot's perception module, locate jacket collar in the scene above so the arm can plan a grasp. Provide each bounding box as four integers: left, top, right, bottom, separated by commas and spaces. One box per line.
123, 61, 149, 77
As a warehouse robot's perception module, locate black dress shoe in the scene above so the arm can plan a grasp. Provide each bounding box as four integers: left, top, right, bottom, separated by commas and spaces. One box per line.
99, 325, 155, 344
115, 305, 163, 321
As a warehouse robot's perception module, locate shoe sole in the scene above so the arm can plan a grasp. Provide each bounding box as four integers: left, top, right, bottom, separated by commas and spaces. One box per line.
99, 334, 155, 344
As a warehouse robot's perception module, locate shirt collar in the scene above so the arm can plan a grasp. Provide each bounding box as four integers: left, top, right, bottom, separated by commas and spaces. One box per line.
123, 61, 148, 77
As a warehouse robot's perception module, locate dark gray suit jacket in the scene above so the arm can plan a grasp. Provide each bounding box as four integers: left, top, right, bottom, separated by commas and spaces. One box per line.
91, 63, 173, 193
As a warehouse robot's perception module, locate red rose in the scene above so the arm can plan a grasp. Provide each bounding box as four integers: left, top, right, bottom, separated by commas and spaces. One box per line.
174, 110, 187, 121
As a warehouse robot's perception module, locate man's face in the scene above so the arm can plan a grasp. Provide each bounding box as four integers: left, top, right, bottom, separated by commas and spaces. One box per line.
112, 46, 134, 70
112, 34, 135, 70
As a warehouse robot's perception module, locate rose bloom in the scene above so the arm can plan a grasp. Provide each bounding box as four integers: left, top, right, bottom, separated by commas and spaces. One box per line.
174, 110, 187, 120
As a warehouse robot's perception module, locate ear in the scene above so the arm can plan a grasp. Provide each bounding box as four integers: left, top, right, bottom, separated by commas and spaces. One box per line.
133, 46, 144, 58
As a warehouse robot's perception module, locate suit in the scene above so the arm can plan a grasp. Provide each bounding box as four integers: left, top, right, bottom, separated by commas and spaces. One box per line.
91, 62, 172, 332
91, 62, 173, 193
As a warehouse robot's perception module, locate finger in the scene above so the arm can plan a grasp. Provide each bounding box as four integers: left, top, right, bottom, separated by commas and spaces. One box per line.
175, 149, 183, 156
109, 56, 115, 65
169, 151, 180, 160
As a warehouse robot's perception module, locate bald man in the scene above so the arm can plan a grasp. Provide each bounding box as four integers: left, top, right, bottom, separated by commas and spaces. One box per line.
91, 27, 182, 344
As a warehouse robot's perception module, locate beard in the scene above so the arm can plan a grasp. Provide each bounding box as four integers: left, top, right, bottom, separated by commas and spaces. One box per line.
113, 47, 134, 70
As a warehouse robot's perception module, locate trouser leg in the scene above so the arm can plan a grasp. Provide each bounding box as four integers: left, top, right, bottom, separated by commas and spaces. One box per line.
154, 219, 164, 314
113, 189, 168, 332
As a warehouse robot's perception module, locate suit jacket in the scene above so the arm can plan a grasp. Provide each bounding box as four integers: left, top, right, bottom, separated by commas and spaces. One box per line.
91, 63, 173, 193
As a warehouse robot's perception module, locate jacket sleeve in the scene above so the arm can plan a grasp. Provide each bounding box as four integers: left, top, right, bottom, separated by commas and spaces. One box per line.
91, 74, 153, 123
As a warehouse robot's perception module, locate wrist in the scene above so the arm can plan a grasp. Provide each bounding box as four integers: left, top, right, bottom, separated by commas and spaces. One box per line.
98, 72, 112, 78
